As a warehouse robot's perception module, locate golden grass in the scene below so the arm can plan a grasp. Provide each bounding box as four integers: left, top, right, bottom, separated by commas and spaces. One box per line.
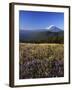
19, 43, 64, 64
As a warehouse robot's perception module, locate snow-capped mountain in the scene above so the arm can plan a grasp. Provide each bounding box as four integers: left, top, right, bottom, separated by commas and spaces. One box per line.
46, 25, 63, 32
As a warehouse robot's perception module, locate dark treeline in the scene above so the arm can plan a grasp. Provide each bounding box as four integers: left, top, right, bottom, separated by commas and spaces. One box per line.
20, 36, 64, 44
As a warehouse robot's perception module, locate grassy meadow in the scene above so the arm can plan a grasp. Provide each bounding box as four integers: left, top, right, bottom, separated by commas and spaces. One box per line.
19, 43, 64, 79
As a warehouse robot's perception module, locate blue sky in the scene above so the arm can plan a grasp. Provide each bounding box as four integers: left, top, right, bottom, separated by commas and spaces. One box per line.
19, 10, 64, 30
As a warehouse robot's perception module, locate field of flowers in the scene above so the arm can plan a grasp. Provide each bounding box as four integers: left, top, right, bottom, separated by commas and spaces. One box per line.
19, 43, 64, 79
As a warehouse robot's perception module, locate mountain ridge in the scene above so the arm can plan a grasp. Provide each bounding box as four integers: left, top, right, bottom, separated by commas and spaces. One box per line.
20, 25, 63, 32
19, 26, 64, 43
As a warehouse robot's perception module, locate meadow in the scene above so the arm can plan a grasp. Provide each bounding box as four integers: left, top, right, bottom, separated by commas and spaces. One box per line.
19, 43, 64, 79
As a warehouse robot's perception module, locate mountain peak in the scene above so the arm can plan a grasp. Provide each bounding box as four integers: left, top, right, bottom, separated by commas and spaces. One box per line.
46, 25, 63, 32
46, 25, 55, 30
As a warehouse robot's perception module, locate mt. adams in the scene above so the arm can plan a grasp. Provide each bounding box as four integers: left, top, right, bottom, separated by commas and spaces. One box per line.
46, 25, 63, 32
